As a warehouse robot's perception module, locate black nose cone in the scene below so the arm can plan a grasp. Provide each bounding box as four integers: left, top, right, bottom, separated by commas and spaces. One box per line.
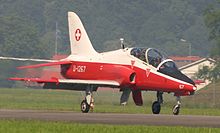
176, 71, 195, 86
158, 69, 195, 86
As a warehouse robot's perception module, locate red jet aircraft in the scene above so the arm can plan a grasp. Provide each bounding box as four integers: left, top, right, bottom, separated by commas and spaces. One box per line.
0, 12, 197, 115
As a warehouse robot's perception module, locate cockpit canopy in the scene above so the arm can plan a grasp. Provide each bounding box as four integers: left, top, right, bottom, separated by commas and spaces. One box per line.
130, 48, 166, 67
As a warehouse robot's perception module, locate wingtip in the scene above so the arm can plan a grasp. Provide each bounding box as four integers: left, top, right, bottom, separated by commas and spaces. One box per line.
8, 77, 24, 81
17, 66, 24, 69
17, 66, 32, 69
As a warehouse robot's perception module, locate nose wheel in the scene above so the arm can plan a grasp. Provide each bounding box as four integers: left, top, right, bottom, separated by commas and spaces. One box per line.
172, 104, 180, 115
172, 96, 181, 115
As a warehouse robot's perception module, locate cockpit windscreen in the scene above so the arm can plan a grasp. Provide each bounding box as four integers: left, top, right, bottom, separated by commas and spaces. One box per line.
130, 48, 147, 62
130, 48, 166, 67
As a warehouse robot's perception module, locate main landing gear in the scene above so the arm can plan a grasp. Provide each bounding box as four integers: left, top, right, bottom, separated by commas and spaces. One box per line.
152, 91, 163, 114
151, 91, 182, 115
80, 85, 94, 113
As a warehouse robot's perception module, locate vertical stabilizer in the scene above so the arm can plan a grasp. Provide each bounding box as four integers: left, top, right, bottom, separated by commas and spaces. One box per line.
68, 12, 97, 55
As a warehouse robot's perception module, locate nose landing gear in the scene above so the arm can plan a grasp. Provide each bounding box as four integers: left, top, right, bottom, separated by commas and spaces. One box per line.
152, 92, 182, 115
172, 96, 181, 115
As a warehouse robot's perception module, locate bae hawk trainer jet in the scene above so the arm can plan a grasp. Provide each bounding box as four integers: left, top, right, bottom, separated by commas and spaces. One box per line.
0, 12, 196, 115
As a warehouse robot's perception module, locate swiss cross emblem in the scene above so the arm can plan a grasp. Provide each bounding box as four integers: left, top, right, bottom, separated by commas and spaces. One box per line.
75, 29, 81, 41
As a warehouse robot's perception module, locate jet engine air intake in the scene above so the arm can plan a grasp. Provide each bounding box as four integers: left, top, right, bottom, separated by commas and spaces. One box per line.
115, 66, 136, 86
129, 72, 136, 83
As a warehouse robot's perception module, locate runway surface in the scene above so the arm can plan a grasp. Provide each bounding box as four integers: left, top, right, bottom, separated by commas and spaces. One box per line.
0, 109, 220, 127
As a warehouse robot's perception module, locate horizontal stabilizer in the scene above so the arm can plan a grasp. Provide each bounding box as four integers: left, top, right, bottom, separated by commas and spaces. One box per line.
0, 56, 56, 62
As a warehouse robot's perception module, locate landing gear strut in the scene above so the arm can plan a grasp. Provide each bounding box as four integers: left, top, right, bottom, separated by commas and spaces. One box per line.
80, 85, 94, 113
172, 96, 181, 115
152, 91, 163, 114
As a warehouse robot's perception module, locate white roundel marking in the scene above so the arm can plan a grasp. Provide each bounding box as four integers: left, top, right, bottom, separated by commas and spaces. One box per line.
75, 29, 81, 41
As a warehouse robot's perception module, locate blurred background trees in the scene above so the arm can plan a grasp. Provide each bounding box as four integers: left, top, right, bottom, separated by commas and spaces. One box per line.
196, 2, 220, 82
0, 0, 220, 87
0, 0, 218, 58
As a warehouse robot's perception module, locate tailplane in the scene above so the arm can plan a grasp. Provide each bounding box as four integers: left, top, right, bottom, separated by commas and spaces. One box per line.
68, 12, 97, 55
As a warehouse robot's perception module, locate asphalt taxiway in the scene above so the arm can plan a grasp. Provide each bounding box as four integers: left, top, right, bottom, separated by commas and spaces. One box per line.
0, 109, 220, 127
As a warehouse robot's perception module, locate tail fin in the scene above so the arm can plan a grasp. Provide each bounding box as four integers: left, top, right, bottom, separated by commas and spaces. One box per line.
68, 12, 97, 55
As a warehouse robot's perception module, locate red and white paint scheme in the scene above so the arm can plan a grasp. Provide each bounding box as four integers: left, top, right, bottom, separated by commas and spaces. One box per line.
1, 12, 197, 115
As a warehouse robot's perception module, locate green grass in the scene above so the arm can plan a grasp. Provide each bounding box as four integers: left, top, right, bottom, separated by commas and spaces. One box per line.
0, 87, 220, 115
0, 120, 219, 133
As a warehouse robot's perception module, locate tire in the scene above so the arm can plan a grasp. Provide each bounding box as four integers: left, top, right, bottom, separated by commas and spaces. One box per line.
172, 105, 180, 115
152, 101, 161, 114
81, 100, 90, 113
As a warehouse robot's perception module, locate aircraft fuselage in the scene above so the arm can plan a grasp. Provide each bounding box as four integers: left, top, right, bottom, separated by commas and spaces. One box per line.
62, 48, 196, 96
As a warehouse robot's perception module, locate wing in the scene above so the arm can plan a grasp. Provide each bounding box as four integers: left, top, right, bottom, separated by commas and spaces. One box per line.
9, 77, 119, 86
9, 77, 120, 90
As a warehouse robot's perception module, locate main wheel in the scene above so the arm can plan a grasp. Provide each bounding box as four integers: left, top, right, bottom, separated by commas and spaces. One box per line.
81, 100, 90, 113
152, 101, 161, 114
172, 105, 180, 115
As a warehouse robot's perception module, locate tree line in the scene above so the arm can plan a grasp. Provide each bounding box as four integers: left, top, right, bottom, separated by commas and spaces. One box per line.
0, 0, 218, 58
196, 2, 220, 82
0, 0, 219, 87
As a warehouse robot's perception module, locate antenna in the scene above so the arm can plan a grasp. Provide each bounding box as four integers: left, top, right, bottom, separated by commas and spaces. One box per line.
55, 22, 58, 55
120, 38, 124, 49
